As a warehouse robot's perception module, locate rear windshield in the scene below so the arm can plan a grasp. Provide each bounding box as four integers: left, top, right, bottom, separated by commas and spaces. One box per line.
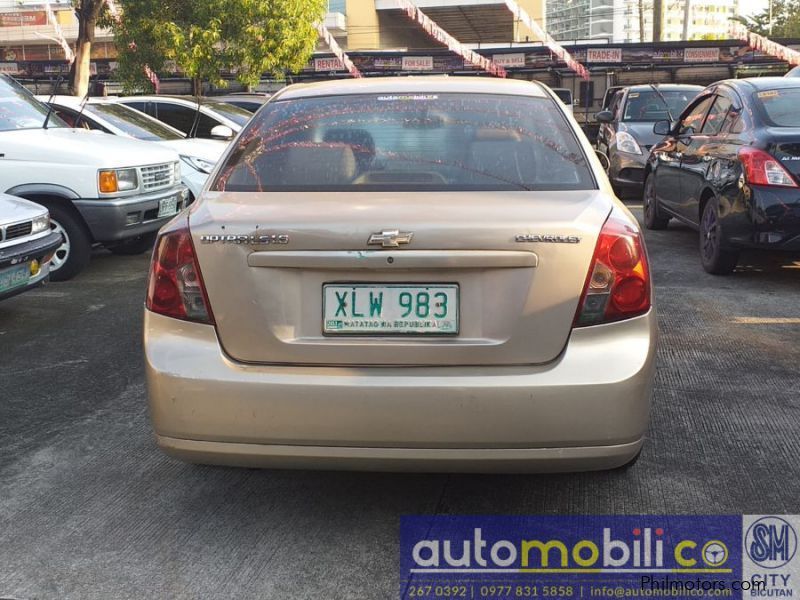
212, 93, 595, 192
622, 90, 699, 122
755, 88, 800, 127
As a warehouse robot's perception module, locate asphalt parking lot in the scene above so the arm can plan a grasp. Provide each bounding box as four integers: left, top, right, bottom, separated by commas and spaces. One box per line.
1, 204, 798, 600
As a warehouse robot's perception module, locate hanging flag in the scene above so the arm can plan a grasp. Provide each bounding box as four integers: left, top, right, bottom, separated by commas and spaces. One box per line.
503, 0, 590, 80
316, 22, 362, 78
730, 23, 800, 66
44, 0, 74, 64
394, 0, 507, 77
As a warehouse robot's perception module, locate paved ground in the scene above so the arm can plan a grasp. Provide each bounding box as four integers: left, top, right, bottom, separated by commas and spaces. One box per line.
1, 206, 799, 600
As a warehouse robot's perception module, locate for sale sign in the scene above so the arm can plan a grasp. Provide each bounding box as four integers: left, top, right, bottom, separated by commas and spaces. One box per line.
402, 56, 434, 71
587, 48, 622, 63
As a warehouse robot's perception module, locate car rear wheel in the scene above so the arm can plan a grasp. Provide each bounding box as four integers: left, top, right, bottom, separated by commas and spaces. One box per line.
43, 203, 91, 282
108, 232, 158, 256
699, 200, 738, 275
643, 174, 670, 230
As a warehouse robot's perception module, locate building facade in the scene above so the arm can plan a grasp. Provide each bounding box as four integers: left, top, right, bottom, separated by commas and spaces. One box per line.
546, 0, 739, 43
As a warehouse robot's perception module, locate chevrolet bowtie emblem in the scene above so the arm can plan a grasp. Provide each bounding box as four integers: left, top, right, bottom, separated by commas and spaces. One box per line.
368, 230, 414, 248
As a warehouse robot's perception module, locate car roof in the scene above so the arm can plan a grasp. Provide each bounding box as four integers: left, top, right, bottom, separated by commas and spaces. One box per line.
37, 95, 124, 107
119, 95, 239, 105
725, 77, 800, 91
624, 84, 703, 92
273, 76, 549, 101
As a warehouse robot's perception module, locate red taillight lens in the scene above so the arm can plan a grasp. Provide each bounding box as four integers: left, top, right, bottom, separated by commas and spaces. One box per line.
146, 220, 214, 324
574, 209, 651, 327
738, 147, 798, 187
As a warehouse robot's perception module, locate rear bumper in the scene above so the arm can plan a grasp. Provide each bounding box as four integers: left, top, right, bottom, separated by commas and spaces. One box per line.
73, 186, 189, 243
728, 185, 800, 250
144, 308, 656, 472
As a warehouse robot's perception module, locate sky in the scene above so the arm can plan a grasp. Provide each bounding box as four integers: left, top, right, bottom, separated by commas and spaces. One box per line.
741, 0, 768, 17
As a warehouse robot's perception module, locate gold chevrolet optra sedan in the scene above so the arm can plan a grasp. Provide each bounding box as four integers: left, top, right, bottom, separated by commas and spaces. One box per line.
144, 77, 656, 472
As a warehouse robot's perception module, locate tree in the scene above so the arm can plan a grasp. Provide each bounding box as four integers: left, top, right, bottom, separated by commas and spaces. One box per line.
731, 0, 800, 38
112, 0, 326, 94
70, 0, 107, 96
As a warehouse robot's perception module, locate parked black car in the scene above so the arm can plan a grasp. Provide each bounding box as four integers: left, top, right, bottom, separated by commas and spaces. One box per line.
644, 77, 800, 274
596, 84, 702, 197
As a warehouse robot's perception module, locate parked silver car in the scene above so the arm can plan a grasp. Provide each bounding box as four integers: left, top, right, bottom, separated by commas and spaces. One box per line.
0, 194, 62, 301
144, 77, 657, 472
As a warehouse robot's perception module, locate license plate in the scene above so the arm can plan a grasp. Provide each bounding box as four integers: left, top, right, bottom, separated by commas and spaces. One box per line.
323, 284, 459, 335
157, 196, 178, 218
0, 263, 30, 294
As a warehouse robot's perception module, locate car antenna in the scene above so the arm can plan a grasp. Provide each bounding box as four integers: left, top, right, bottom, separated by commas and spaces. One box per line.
649, 83, 675, 122
42, 74, 65, 129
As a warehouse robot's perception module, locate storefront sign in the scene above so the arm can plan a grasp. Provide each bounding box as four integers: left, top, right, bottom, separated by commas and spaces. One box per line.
0, 62, 20, 74
0, 11, 47, 27
493, 53, 526, 68
684, 47, 721, 62
402, 56, 434, 71
587, 48, 623, 63
314, 57, 344, 72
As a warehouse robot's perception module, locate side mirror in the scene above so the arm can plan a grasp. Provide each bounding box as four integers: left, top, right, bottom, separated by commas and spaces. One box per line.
653, 120, 672, 136
595, 110, 614, 123
595, 149, 610, 171
210, 125, 234, 140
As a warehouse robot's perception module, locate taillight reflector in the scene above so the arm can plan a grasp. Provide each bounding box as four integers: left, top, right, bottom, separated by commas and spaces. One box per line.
146, 218, 214, 324
738, 147, 798, 188
574, 208, 651, 327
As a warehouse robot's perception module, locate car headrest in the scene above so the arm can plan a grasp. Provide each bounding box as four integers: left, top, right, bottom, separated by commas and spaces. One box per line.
282, 144, 356, 185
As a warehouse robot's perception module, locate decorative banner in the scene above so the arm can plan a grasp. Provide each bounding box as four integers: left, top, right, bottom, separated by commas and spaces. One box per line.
43, 0, 74, 64
316, 22, 362, 78
683, 47, 720, 62
0, 62, 20, 74
395, 0, 507, 78
731, 23, 800, 67
586, 48, 622, 63
504, 0, 589, 80
402, 56, 434, 71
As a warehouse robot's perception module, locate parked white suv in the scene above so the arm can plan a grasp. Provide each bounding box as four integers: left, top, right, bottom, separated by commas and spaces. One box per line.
0, 194, 62, 300
0, 75, 189, 280
38, 96, 226, 200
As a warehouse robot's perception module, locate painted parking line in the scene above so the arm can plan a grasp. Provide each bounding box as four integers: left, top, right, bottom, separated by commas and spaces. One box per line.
732, 317, 800, 324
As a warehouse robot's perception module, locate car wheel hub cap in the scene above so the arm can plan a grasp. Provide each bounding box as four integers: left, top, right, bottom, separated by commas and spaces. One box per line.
50, 219, 70, 271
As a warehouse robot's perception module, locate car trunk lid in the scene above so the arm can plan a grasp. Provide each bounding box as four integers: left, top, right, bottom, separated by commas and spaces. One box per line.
190, 190, 612, 366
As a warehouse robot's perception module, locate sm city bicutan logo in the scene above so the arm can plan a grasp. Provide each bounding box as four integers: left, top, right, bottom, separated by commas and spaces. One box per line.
745, 517, 798, 569
410, 528, 732, 574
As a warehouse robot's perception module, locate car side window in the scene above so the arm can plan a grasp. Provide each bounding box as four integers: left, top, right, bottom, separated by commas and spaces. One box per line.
679, 96, 714, 136
124, 101, 147, 113
701, 95, 733, 135
609, 91, 622, 119
151, 102, 198, 135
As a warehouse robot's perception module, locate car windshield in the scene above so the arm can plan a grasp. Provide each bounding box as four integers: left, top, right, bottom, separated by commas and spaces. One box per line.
755, 88, 800, 127
203, 101, 252, 126
0, 76, 66, 131
85, 103, 184, 141
622, 90, 699, 122
213, 92, 595, 192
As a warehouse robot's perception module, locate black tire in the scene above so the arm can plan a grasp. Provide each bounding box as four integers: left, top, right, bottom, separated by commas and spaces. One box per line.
699, 199, 739, 275
42, 202, 92, 282
108, 232, 158, 256
643, 173, 670, 230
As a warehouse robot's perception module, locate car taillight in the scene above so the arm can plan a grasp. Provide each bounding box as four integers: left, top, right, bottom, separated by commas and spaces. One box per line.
738, 147, 798, 187
146, 219, 214, 324
574, 208, 651, 327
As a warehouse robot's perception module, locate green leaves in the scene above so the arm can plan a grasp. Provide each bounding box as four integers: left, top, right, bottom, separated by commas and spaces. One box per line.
112, 0, 326, 92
